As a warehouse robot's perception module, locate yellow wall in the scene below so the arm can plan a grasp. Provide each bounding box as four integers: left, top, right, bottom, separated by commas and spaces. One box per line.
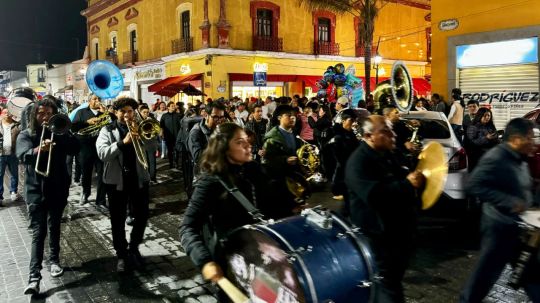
225, 0, 429, 60
87, 0, 204, 62
87, 0, 429, 62
431, 0, 540, 97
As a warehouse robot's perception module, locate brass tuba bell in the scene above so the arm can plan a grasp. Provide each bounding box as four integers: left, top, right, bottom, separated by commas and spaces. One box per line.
372, 61, 413, 113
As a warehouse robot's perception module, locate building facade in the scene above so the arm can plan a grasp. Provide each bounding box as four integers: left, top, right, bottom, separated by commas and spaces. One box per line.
83, 0, 431, 103
431, 0, 540, 129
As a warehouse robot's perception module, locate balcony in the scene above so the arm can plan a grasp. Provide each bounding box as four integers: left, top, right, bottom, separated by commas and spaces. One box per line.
106, 49, 119, 65
253, 36, 283, 52
172, 37, 194, 54
123, 50, 138, 64
315, 41, 340, 56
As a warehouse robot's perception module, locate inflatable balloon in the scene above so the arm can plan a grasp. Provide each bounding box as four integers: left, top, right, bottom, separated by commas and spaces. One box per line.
346, 74, 362, 87
333, 74, 347, 86
326, 84, 337, 103
326, 66, 336, 73
352, 87, 364, 108
334, 63, 345, 74
316, 79, 328, 89
317, 89, 327, 98
324, 71, 335, 83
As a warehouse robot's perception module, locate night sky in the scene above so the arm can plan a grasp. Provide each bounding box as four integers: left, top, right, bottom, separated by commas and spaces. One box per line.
0, 0, 87, 71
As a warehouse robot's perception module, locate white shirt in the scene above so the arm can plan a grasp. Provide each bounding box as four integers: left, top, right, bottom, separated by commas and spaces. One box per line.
90, 108, 99, 116
235, 109, 249, 122
2, 123, 12, 155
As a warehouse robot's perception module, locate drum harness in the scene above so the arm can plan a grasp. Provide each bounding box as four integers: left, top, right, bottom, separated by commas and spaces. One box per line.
217, 177, 266, 224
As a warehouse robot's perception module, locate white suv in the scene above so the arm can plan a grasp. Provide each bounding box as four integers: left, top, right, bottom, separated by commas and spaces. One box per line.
401, 111, 468, 201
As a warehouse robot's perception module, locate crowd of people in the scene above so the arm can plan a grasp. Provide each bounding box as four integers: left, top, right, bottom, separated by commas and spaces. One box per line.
1, 86, 538, 303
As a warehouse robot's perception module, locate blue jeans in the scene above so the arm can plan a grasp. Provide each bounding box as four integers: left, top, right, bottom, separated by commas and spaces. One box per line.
0, 154, 18, 198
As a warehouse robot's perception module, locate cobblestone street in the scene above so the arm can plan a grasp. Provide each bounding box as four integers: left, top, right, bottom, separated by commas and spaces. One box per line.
0, 160, 533, 302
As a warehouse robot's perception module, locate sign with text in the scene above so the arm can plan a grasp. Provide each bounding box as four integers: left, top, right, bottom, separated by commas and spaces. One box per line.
135, 66, 164, 81
463, 91, 540, 103
254, 72, 267, 87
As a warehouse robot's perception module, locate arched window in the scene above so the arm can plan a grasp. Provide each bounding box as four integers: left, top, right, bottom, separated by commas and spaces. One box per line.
109, 31, 118, 54
91, 38, 99, 60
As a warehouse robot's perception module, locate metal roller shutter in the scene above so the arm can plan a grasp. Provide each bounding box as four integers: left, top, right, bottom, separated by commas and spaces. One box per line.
459, 64, 539, 130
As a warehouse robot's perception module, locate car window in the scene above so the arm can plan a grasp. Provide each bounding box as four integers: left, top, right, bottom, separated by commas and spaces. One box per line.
403, 118, 451, 139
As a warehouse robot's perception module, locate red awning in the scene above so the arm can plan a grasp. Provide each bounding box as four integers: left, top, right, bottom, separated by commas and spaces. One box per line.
148, 74, 203, 93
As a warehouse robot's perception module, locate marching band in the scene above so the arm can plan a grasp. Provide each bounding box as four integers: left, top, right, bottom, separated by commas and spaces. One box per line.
1, 60, 538, 303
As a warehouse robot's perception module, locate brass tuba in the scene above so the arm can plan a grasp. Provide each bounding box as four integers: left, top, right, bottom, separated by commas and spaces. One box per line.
372, 61, 413, 113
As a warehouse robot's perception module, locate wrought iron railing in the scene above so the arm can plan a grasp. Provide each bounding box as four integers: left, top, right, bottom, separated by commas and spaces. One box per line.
315, 41, 340, 56
172, 37, 194, 54
253, 36, 283, 52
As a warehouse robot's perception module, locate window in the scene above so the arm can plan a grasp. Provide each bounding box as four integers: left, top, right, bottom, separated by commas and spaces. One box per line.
130, 30, 137, 52
112, 36, 117, 52
94, 42, 99, 60
37, 68, 45, 83
181, 11, 190, 40
257, 9, 272, 37
318, 18, 330, 42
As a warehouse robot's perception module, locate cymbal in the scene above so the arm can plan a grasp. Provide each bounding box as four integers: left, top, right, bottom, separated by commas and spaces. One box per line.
417, 141, 448, 210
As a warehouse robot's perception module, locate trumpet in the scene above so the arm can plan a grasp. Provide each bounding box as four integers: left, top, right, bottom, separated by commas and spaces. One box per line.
77, 112, 113, 136
127, 110, 160, 170
35, 114, 72, 177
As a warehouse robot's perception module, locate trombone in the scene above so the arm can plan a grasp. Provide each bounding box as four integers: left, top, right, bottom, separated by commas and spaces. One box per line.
126, 110, 160, 170
35, 114, 72, 177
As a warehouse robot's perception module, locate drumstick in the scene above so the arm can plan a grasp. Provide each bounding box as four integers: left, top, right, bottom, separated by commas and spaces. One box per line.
216, 278, 250, 303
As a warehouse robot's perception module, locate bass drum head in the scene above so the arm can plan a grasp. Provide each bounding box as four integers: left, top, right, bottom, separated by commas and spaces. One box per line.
224, 228, 306, 303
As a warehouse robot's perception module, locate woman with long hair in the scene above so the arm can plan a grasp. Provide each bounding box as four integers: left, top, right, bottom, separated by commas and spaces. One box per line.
466, 107, 499, 171
179, 123, 290, 292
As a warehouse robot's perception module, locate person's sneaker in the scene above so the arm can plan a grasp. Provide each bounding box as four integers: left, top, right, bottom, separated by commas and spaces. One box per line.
116, 258, 126, 273
24, 280, 40, 295
332, 195, 344, 201
50, 263, 64, 277
10, 192, 22, 201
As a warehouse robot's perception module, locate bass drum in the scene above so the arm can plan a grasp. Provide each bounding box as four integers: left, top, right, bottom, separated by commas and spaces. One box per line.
223, 208, 378, 303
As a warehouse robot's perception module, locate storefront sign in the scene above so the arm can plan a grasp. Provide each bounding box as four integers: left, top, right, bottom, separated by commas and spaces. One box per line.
253, 62, 268, 73
457, 37, 538, 68
254, 72, 267, 87
135, 66, 164, 81
463, 92, 540, 103
180, 64, 191, 75
439, 19, 459, 31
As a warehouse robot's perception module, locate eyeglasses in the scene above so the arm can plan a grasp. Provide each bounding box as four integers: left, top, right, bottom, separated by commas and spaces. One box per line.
211, 115, 225, 120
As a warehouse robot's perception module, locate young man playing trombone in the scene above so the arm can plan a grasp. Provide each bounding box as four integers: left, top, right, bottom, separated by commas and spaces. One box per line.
16, 96, 79, 295
96, 97, 157, 272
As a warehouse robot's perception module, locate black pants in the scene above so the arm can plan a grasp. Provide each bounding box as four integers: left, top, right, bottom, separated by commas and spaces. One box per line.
368, 233, 414, 303
66, 153, 81, 184
459, 210, 540, 303
165, 139, 178, 169
106, 183, 149, 258
27, 199, 67, 281
80, 148, 106, 204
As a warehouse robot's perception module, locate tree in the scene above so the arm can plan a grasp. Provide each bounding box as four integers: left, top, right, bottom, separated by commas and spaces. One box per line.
298, 0, 388, 96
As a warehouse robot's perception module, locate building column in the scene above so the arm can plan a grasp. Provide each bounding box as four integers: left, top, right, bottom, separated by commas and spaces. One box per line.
216, 0, 231, 49
200, 0, 210, 48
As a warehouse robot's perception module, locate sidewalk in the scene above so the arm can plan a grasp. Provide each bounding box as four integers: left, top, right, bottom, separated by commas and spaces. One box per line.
0, 160, 533, 303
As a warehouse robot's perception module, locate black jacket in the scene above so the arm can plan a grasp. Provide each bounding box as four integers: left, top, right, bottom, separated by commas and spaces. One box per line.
245, 118, 268, 152
71, 107, 103, 155
179, 162, 289, 268
160, 112, 182, 142
16, 128, 80, 204
187, 120, 212, 175
175, 116, 203, 153
345, 141, 418, 239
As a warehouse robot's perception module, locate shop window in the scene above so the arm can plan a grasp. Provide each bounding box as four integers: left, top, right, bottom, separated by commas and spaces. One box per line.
257, 9, 273, 37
